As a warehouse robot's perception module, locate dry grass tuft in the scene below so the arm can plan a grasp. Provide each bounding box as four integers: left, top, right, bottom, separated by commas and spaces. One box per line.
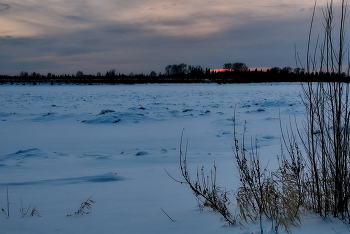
167, 129, 236, 225
234, 121, 303, 233
67, 196, 95, 217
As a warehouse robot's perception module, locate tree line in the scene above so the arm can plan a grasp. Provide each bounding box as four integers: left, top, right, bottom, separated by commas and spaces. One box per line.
0, 62, 349, 85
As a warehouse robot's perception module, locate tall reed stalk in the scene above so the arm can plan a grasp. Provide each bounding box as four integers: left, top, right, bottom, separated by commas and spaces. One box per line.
293, 0, 350, 220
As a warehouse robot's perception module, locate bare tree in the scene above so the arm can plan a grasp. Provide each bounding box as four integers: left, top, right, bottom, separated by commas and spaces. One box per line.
232, 62, 248, 72
223, 63, 232, 71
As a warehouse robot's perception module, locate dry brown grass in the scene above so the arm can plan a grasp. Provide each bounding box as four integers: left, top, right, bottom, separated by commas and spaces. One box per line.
167, 129, 236, 225
234, 121, 303, 233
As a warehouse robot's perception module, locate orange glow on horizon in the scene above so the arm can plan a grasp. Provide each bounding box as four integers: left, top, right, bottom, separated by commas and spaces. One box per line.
211, 67, 271, 72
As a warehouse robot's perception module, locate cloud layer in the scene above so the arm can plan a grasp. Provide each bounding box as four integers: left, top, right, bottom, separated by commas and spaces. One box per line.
0, 0, 338, 75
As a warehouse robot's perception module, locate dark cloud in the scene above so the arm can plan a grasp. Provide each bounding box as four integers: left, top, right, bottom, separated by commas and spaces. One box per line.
0, 3, 10, 12
0, 0, 330, 75
64, 15, 89, 22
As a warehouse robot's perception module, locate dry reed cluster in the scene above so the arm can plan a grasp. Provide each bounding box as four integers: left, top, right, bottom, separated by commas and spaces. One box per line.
172, 1, 350, 233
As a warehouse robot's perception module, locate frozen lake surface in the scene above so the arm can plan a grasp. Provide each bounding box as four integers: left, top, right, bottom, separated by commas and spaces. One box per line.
0, 83, 348, 233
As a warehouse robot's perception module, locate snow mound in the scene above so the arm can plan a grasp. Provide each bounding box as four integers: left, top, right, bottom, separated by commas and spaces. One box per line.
85, 172, 120, 183
1, 172, 121, 187
135, 151, 148, 156
2, 148, 48, 160
82, 111, 159, 124
99, 109, 115, 115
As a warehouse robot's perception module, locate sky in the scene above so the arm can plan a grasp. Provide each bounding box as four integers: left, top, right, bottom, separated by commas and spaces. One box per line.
0, 0, 344, 76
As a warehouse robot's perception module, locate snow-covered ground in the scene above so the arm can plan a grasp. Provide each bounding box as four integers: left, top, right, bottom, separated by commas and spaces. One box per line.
0, 83, 348, 233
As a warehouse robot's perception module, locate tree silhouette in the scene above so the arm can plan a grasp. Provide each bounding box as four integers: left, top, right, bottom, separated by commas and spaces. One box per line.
20, 71, 28, 77
232, 62, 248, 72
223, 63, 248, 72
223, 63, 233, 71
76, 71, 84, 77
164, 63, 188, 75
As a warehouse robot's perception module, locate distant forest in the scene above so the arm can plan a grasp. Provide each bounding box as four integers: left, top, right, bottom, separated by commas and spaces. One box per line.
0, 62, 349, 85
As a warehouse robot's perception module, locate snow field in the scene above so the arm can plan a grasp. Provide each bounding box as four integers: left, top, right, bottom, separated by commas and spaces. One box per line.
1, 83, 347, 233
